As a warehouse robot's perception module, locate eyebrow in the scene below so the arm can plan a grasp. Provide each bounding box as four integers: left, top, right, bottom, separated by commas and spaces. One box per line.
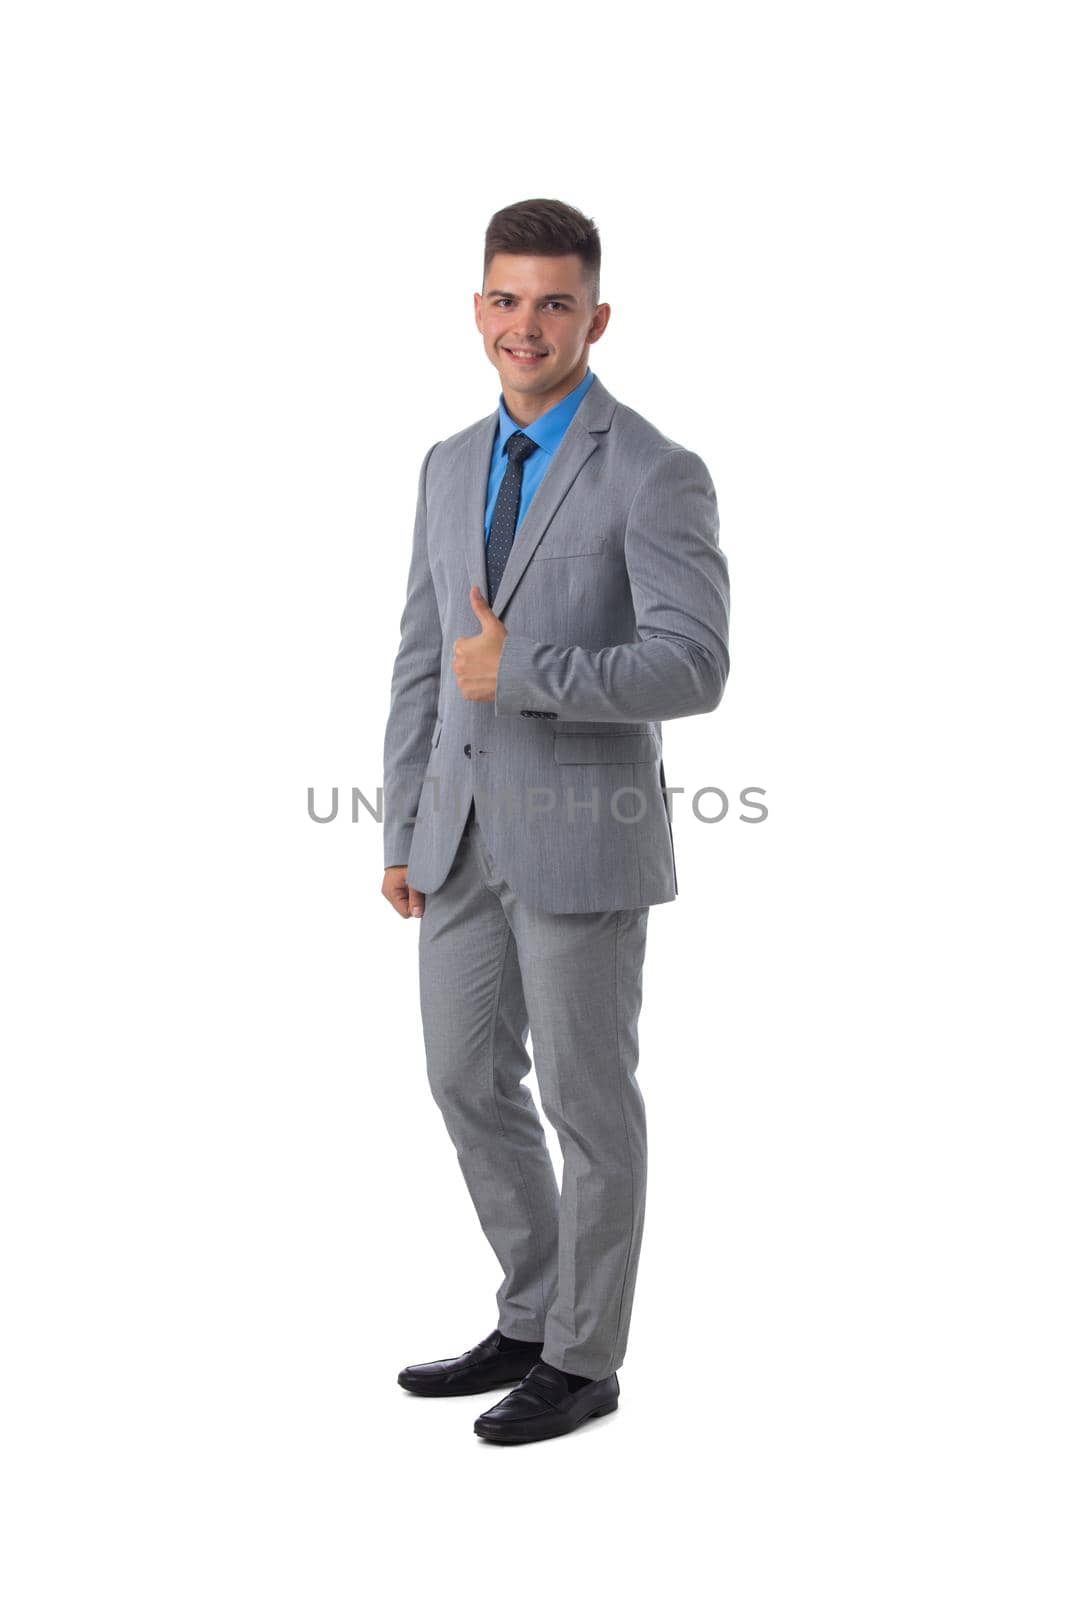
485, 289, 579, 304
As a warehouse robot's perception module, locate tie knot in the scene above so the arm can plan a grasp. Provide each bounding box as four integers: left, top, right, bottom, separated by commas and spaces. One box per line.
505, 430, 537, 465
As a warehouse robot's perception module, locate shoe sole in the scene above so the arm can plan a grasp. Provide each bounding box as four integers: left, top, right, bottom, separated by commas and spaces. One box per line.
473, 1397, 619, 1444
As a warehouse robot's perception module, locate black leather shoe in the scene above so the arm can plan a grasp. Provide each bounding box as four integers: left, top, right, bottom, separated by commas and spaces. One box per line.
397, 1330, 542, 1397
473, 1360, 619, 1443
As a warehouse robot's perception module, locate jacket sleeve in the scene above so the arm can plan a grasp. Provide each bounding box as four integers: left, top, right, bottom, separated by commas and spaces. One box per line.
494, 445, 730, 723
382, 442, 441, 867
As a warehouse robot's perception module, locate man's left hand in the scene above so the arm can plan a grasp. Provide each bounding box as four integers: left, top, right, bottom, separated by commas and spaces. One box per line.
452, 586, 508, 702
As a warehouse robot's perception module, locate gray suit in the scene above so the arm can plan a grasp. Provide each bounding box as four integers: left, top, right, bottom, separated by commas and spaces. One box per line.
383, 373, 730, 912
383, 373, 729, 1377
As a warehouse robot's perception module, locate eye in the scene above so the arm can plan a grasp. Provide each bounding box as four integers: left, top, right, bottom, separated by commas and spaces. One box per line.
491, 297, 569, 311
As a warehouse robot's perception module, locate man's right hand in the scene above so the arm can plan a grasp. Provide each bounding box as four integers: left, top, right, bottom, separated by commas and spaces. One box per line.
382, 865, 425, 920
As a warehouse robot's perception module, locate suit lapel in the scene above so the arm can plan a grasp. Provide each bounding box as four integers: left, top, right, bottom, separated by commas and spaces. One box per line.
462, 413, 497, 606
464, 375, 617, 619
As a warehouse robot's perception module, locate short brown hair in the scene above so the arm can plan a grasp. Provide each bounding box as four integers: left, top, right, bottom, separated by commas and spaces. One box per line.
483, 198, 601, 305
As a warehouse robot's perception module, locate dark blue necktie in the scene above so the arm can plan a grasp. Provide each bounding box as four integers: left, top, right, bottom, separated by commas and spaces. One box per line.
485, 430, 538, 605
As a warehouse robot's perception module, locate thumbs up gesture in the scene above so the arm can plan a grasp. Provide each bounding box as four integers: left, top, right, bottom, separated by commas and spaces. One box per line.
452, 585, 508, 702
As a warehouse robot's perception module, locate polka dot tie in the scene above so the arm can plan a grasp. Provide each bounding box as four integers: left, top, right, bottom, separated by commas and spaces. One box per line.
485, 430, 538, 606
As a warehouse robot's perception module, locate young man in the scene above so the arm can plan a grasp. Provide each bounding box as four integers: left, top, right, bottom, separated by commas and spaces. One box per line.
381, 198, 730, 1444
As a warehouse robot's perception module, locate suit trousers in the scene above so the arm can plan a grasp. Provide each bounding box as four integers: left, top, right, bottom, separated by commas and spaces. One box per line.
417, 799, 650, 1380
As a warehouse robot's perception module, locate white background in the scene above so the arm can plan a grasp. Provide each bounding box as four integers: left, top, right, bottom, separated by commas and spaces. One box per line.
2, 3, 1063, 1596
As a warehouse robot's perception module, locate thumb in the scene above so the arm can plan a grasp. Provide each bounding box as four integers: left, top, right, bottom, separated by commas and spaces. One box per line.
470, 585, 498, 630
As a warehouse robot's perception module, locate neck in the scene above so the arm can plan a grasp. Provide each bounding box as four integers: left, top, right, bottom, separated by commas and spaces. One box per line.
502, 364, 589, 428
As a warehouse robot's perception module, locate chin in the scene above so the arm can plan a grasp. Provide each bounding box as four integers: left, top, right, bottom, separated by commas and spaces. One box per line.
508, 366, 552, 386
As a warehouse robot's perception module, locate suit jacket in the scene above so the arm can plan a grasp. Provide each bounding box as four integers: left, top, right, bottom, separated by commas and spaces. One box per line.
382, 373, 730, 913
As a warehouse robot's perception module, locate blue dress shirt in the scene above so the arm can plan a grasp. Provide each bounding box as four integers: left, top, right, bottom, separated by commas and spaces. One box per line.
483, 366, 596, 542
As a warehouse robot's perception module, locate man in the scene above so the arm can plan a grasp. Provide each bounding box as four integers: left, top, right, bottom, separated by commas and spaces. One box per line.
381, 198, 730, 1444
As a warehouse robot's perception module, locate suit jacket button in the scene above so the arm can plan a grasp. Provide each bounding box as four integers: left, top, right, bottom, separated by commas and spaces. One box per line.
520, 710, 532, 718
463, 743, 472, 757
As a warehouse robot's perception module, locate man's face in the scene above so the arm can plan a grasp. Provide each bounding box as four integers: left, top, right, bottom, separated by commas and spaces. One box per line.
474, 253, 610, 416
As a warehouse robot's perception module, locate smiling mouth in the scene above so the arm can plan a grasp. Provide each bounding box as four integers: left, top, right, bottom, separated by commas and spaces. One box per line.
504, 347, 548, 363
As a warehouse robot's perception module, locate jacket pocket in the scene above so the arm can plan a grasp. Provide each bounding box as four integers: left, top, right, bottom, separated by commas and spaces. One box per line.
530, 536, 607, 560
553, 731, 659, 764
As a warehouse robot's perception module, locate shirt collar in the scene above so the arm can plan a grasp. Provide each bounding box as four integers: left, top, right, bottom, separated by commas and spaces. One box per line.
495, 367, 597, 459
